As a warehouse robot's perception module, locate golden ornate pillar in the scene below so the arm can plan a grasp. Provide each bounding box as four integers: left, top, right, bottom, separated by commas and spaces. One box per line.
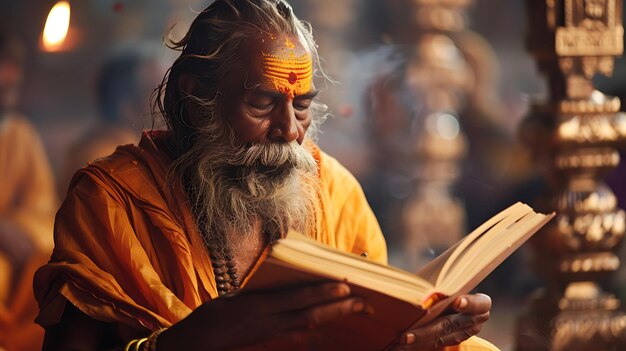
517, 1, 626, 350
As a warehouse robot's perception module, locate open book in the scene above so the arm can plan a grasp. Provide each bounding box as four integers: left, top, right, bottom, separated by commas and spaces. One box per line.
244, 202, 554, 350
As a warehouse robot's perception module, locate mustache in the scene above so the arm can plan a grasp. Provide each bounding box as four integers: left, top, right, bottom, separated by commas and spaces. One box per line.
221, 141, 318, 175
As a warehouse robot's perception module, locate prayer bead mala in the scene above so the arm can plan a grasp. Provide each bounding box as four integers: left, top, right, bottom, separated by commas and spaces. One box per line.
208, 224, 280, 296
208, 247, 241, 296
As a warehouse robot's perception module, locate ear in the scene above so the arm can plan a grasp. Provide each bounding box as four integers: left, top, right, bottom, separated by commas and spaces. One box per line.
178, 73, 203, 127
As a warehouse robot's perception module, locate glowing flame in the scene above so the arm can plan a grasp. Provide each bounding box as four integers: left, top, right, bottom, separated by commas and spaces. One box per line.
43, 1, 70, 51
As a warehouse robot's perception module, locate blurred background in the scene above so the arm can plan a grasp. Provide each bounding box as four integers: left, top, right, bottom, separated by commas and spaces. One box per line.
1, 0, 625, 350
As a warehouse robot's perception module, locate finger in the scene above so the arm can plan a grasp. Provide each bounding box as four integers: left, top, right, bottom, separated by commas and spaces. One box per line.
399, 312, 490, 347
432, 325, 484, 349
452, 293, 492, 315
280, 297, 369, 330
257, 282, 352, 314
393, 325, 484, 351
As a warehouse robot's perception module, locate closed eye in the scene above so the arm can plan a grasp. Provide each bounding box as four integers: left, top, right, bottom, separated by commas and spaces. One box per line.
293, 100, 312, 111
293, 90, 319, 112
246, 102, 274, 115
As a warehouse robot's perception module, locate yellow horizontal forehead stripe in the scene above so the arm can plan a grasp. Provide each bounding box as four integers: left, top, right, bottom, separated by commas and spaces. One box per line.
265, 69, 313, 76
265, 68, 313, 76
264, 61, 312, 68
263, 58, 312, 65
264, 66, 312, 73
263, 53, 310, 60
263, 54, 310, 60
264, 61, 312, 70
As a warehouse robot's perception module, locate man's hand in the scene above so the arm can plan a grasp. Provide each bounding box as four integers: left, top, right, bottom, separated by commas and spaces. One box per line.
391, 293, 492, 351
158, 282, 370, 351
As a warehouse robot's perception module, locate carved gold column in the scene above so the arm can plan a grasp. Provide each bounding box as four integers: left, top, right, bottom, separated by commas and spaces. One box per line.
401, 0, 473, 270
517, 1, 626, 350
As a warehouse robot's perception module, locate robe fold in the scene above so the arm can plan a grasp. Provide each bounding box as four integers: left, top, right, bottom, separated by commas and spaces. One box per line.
34, 132, 497, 350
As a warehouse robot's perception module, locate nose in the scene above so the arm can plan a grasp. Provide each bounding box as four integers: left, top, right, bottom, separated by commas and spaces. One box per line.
269, 101, 300, 143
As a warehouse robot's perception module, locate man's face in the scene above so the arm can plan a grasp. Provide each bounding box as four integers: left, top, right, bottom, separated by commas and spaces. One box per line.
0, 59, 23, 114
178, 32, 320, 240
218, 32, 317, 145
176, 31, 320, 179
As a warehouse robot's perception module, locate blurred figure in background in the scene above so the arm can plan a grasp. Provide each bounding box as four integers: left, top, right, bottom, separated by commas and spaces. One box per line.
60, 47, 161, 194
0, 31, 57, 351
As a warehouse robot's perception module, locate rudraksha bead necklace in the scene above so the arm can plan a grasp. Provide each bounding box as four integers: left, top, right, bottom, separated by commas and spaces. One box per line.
208, 246, 241, 296
208, 223, 282, 296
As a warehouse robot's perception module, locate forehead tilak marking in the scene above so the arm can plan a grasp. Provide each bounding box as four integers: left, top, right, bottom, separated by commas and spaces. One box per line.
261, 52, 313, 97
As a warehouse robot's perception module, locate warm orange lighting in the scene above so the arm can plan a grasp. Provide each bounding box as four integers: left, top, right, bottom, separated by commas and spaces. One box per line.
42, 1, 70, 52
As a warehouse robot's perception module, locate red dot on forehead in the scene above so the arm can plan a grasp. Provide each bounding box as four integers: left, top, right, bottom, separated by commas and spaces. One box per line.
288, 71, 298, 85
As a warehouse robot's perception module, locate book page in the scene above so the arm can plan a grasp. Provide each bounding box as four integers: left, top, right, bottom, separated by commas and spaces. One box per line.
435, 202, 530, 287
415, 240, 462, 285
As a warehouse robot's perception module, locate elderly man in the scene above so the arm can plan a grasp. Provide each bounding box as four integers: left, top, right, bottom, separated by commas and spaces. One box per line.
35, 1, 495, 350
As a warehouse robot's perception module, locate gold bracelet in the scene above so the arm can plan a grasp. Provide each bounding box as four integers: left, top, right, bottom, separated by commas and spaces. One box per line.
135, 338, 148, 351
124, 339, 137, 351
144, 328, 167, 351
124, 337, 148, 351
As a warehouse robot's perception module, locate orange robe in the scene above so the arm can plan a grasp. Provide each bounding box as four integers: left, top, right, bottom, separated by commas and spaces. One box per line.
34, 132, 497, 350
0, 115, 57, 351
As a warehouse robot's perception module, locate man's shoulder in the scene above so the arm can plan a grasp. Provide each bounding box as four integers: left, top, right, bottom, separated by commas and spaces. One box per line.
310, 143, 362, 195
68, 134, 171, 203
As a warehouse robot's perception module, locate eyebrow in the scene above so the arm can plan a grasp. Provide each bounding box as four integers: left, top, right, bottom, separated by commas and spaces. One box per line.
296, 90, 320, 100
253, 89, 320, 100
